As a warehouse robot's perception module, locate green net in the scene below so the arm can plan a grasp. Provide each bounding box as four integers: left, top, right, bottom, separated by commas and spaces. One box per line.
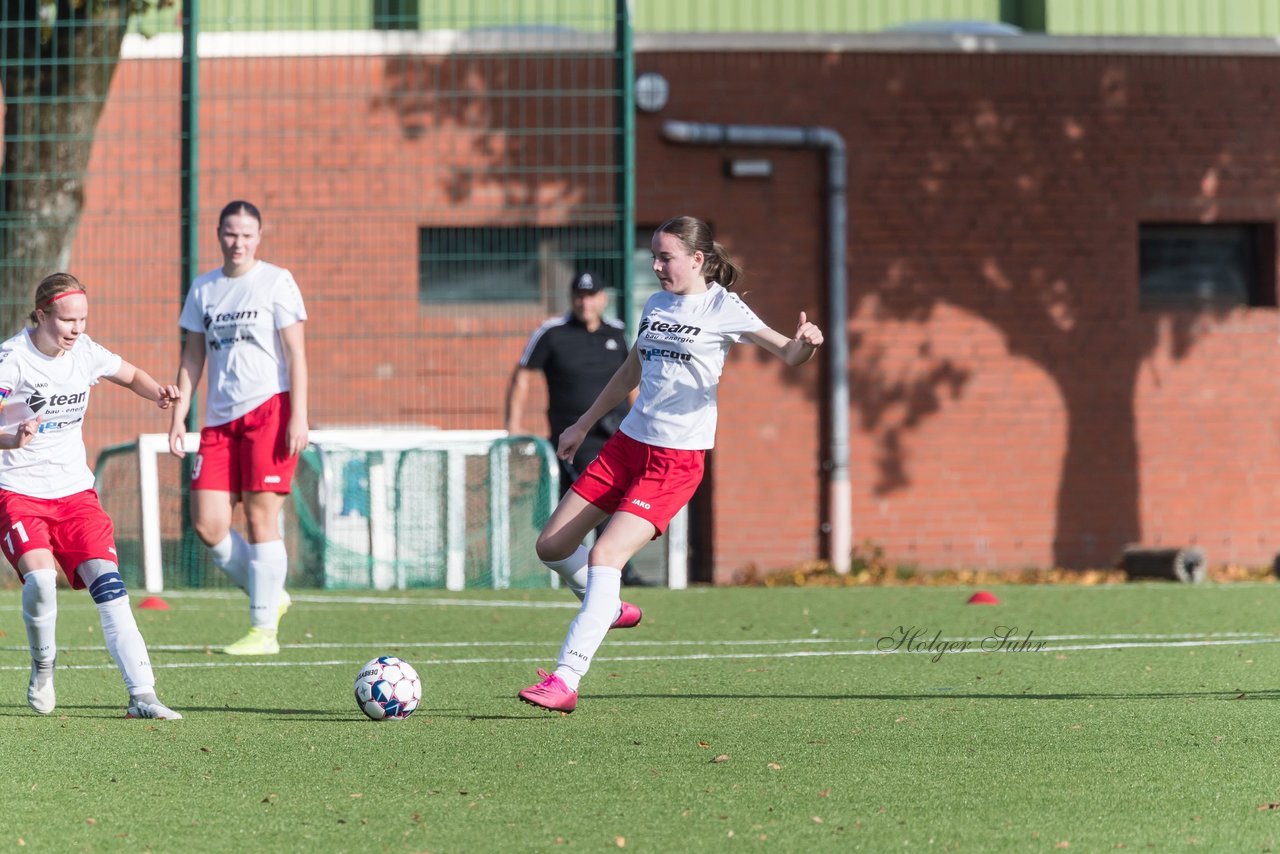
95, 431, 558, 590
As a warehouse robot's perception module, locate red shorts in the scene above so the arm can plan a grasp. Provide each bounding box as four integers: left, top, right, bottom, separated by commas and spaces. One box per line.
0, 489, 116, 589
192, 392, 299, 494
570, 431, 705, 537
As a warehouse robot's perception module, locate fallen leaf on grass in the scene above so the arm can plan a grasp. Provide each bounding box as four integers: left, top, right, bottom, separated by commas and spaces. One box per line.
767, 763, 782, 770
819, 789, 831, 798
615, 836, 626, 847
697, 741, 710, 748
1257, 803, 1280, 811
710, 754, 730, 764
1055, 842, 1070, 848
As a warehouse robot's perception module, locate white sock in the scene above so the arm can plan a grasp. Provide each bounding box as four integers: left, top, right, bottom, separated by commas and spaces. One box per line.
96, 596, 155, 695
554, 566, 622, 691
543, 546, 589, 601
248, 540, 287, 630
209, 530, 250, 591
22, 569, 58, 667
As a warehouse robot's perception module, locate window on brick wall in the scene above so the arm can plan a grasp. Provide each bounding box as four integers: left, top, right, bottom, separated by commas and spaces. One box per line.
1138, 223, 1276, 310
418, 225, 616, 304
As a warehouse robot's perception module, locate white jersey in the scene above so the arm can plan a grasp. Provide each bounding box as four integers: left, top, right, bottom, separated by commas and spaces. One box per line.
619, 283, 766, 450
0, 329, 122, 498
180, 261, 307, 426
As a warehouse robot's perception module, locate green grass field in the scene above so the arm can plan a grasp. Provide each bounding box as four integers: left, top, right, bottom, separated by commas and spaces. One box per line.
3, 583, 1280, 851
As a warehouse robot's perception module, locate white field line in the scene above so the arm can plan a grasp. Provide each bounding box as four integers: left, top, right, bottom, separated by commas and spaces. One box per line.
1, 634, 1279, 672
152, 592, 582, 610
0, 631, 1270, 655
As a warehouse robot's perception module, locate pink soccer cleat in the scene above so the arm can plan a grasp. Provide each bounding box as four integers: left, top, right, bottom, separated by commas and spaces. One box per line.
518, 668, 578, 713
610, 601, 642, 630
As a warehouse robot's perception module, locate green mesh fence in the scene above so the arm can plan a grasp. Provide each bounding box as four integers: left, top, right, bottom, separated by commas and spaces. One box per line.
95, 432, 558, 590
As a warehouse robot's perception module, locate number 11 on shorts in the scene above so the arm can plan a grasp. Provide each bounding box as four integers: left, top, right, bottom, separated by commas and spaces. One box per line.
4, 520, 29, 556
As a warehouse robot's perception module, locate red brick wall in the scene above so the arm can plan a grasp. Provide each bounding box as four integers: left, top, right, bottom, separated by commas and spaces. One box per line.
638, 48, 1280, 576
61, 45, 1280, 580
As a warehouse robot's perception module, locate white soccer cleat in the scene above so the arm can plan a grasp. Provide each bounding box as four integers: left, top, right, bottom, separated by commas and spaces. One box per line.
27, 661, 55, 715
126, 699, 183, 720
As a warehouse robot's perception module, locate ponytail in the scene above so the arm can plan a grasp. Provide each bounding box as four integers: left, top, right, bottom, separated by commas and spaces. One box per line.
704, 240, 743, 290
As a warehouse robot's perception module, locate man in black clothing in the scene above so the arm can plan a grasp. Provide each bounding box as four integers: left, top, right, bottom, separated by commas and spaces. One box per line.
505, 272, 647, 585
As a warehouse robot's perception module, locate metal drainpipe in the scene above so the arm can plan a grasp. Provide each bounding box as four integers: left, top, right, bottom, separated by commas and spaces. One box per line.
660, 120, 852, 574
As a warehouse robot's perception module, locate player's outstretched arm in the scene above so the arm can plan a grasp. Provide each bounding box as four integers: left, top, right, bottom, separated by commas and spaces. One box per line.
745, 311, 825, 366
107, 360, 181, 409
558, 346, 641, 462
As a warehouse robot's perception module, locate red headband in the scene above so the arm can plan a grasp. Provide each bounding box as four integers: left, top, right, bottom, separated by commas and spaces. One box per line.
40, 289, 86, 309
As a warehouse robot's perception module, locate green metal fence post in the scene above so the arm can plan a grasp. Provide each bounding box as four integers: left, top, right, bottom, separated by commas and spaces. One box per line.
616, 0, 636, 338
180, 0, 201, 586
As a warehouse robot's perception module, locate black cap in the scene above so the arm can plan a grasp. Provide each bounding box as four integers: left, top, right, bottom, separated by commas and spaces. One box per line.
570, 272, 604, 294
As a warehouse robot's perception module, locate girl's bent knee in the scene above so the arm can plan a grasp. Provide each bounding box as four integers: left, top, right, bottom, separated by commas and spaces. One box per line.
535, 534, 572, 564
191, 519, 228, 547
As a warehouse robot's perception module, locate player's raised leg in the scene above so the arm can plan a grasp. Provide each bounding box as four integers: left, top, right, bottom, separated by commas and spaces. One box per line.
534, 478, 642, 629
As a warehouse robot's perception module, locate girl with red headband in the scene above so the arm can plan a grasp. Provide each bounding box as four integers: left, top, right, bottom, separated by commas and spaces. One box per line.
0, 272, 183, 719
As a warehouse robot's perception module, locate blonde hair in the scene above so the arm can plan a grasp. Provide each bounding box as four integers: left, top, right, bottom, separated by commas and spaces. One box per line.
30, 272, 87, 326
655, 216, 743, 289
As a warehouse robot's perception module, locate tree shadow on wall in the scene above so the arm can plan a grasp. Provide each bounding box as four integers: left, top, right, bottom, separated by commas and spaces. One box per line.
370, 53, 614, 215
851, 66, 1232, 569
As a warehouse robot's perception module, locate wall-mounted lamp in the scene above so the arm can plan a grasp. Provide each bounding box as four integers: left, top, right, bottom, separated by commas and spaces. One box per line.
636, 72, 670, 113
724, 158, 774, 179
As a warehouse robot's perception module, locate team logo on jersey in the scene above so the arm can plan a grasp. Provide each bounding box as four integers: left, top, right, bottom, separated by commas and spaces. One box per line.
639, 316, 702, 344
33, 391, 84, 409
37, 416, 83, 433
639, 347, 693, 363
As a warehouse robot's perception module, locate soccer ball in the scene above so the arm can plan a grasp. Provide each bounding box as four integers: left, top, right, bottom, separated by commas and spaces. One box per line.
354, 655, 422, 721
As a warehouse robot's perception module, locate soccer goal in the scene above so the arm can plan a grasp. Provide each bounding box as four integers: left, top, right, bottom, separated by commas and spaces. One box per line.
96, 428, 688, 593
97, 429, 559, 593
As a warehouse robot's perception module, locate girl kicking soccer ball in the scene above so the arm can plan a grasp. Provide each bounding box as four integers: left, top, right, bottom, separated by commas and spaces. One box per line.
518, 215, 824, 713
